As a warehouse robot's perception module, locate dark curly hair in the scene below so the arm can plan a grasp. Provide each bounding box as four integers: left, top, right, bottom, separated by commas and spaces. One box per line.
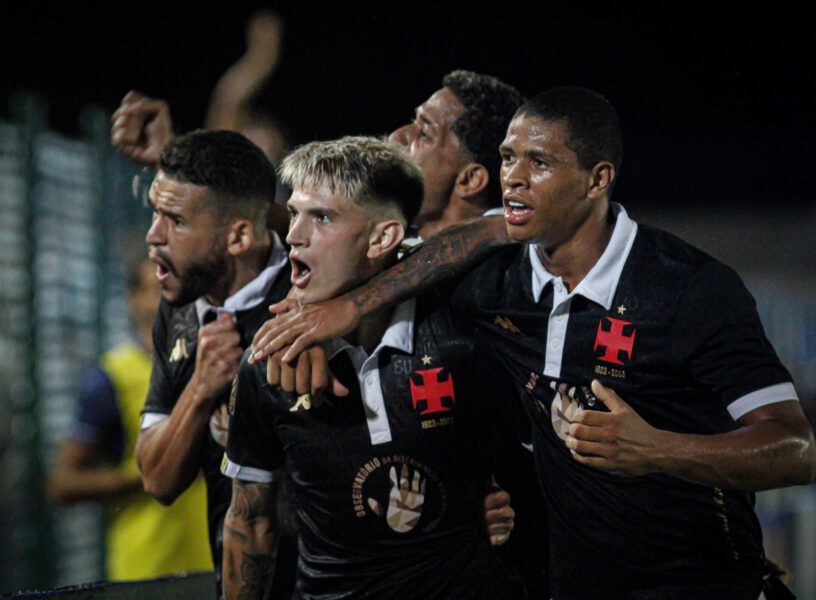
442, 70, 525, 206
159, 129, 276, 228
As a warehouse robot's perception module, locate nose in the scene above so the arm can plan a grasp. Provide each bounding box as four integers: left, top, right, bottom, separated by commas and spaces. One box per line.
388, 123, 415, 148
145, 212, 165, 246
502, 159, 528, 191
285, 213, 308, 248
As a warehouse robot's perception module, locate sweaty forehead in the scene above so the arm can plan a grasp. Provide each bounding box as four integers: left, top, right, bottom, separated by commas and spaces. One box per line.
505, 115, 569, 146
150, 170, 210, 212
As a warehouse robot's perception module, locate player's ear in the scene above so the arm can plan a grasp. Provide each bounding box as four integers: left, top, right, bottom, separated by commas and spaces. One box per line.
226, 219, 255, 256
367, 219, 405, 260
454, 163, 489, 201
587, 161, 615, 199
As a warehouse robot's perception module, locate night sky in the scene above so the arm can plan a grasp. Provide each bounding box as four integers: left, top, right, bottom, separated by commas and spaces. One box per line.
3, 3, 811, 212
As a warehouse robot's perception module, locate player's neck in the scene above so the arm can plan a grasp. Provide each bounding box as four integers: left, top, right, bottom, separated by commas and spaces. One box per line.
347, 305, 394, 355
418, 197, 484, 240
537, 202, 614, 293
205, 242, 272, 306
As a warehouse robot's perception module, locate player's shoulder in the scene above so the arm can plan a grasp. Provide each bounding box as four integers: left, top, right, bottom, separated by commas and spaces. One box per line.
152, 297, 199, 363
633, 224, 739, 281
633, 224, 752, 308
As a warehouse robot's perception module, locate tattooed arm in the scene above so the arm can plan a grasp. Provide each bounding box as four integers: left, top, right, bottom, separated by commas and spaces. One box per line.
250, 214, 511, 364
223, 479, 279, 600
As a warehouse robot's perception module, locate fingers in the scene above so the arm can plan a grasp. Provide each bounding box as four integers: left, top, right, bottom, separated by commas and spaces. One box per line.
110, 90, 172, 165
564, 435, 612, 459
295, 349, 311, 396
266, 353, 281, 387
591, 379, 626, 411
250, 315, 307, 363
568, 421, 618, 443
279, 358, 296, 393
268, 298, 300, 315
483, 487, 511, 511
281, 330, 319, 364
330, 375, 350, 398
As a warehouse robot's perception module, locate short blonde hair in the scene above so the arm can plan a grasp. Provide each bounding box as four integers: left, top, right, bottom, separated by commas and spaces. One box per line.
280, 136, 423, 226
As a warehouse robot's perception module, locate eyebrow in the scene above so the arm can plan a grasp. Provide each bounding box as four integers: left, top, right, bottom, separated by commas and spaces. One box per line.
287, 201, 340, 217
499, 144, 557, 162
415, 107, 437, 129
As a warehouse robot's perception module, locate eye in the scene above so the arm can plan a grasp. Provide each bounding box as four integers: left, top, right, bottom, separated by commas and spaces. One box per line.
532, 157, 547, 168
317, 213, 330, 224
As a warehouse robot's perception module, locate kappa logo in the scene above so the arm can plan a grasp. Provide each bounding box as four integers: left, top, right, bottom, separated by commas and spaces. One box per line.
494, 315, 522, 335
594, 317, 636, 365
410, 368, 455, 415
169, 337, 189, 362
289, 393, 334, 412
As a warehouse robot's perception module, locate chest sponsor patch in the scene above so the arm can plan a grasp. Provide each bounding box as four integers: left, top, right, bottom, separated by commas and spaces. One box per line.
594, 316, 636, 365
351, 455, 447, 535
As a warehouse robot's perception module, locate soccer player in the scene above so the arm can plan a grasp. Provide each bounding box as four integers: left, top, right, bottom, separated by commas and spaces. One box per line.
222, 137, 522, 600
134, 129, 292, 597
249, 87, 816, 599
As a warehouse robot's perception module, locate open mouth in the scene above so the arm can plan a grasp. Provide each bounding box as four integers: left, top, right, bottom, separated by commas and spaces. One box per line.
290, 256, 312, 288
150, 252, 174, 283
504, 197, 533, 224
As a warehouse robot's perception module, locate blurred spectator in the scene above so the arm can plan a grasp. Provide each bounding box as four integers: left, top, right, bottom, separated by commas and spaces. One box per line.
47, 248, 213, 581
204, 9, 290, 166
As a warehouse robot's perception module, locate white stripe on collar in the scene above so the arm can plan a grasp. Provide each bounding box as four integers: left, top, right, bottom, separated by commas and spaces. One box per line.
530, 203, 637, 309
195, 231, 289, 326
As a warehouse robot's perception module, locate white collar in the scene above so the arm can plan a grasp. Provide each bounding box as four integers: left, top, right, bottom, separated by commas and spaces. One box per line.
324, 298, 416, 362
195, 231, 288, 325
529, 203, 638, 309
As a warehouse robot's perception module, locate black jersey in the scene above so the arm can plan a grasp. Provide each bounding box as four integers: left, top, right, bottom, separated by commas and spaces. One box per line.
449, 207, 795, 599
142, 260, 292, 595
225, 296, 517, 600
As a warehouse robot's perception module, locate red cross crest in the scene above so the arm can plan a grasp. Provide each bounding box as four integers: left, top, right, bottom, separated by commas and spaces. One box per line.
410, 368, 455, 415
594, 317, 636, 365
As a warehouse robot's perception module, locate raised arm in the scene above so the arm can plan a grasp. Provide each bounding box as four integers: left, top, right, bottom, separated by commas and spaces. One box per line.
223, 479, 279, 600
136, 314, 243, 504
204, 10, 283, 132
110, 90, 175, 168
250, 214, 511, 363
567, 382, 816, 491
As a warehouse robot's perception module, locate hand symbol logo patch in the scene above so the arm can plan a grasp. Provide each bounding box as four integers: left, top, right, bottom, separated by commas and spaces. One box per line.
367, 464, 426, 533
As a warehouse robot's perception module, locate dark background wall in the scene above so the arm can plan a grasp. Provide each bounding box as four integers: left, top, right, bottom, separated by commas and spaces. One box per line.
2, 3, 811, 213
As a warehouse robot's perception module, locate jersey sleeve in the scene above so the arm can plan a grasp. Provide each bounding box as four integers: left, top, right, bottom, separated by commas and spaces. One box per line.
223, 350, 285, 483
141, 302, 174, 422
673, 261, 797, 418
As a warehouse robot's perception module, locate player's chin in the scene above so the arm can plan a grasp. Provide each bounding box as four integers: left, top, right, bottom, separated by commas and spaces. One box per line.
504, 222, 537, 243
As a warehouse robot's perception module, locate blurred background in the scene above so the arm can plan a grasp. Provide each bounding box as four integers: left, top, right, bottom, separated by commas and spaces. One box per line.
1, 2, 814, 597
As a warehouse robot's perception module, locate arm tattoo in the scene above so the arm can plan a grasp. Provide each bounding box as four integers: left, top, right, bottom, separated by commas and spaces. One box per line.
348, 216, 512, 314
223, 479, 278, 600
236, 553, 274, 600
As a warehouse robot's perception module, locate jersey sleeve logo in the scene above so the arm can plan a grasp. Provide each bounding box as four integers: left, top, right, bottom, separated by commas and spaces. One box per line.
168, 337, 189, 362
594, 317, 636, 364
409, 368, 455, 415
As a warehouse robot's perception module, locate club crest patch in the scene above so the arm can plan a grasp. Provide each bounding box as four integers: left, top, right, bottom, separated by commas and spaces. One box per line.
409, 367, 455, 415
594, 317, 636, 365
